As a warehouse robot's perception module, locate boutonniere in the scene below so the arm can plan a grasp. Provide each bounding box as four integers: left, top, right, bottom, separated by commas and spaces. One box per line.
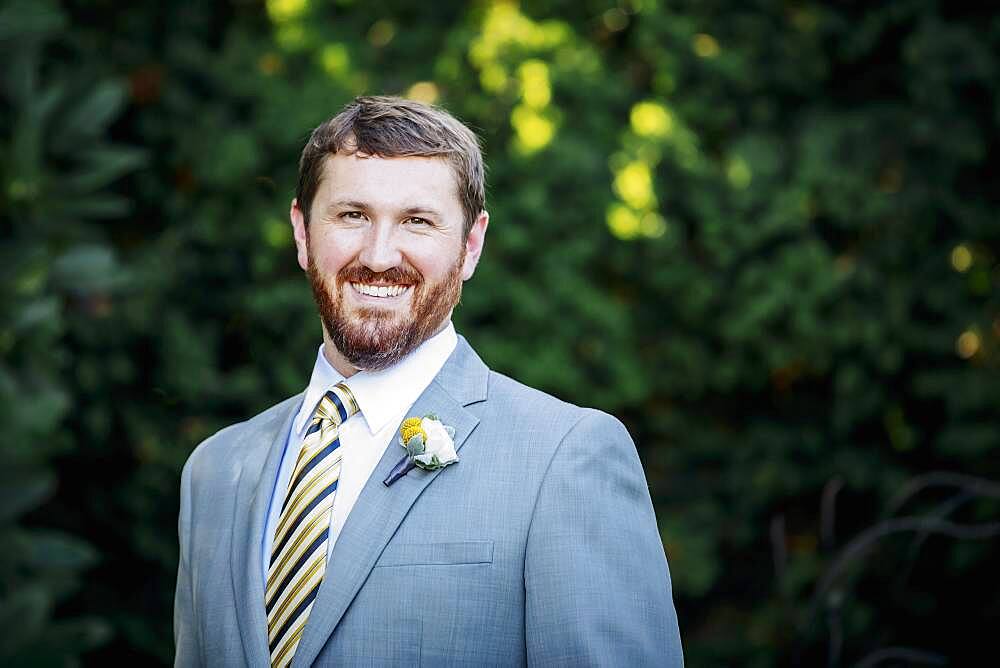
383, 414, 458, 487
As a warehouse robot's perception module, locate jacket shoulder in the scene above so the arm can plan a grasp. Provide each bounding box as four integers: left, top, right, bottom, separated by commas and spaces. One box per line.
484, 370, 630, 442
182, 393, 302, 476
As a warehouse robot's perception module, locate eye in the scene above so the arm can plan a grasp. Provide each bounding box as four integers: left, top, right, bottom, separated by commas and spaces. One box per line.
403, 216, 432, 226
340, 211, 367, 221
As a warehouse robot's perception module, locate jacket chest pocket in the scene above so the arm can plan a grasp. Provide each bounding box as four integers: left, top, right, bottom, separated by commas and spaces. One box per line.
352, 539, 507, 664
375, 540, 494, 567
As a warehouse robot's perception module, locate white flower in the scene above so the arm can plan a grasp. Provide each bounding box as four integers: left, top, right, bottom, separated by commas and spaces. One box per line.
413, 417, 458, 468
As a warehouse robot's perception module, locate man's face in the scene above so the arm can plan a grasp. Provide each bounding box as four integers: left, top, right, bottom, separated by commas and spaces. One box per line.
291, 152, 487, 373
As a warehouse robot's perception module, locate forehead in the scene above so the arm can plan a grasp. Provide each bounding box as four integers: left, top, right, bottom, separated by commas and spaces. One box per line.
315, 152, 461, 212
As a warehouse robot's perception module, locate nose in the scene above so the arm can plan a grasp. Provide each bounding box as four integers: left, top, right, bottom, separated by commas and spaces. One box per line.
358, 221, 403, 274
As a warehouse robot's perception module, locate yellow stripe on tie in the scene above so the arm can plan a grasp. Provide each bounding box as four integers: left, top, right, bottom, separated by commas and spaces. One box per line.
266, 511, 328, 602
267, 555, 324, 631
271, 616, 308, 668
271, 454, 342, 547
266, 385, 359, 667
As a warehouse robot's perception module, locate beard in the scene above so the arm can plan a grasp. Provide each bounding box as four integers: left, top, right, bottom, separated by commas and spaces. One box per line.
306, 251, 464, 372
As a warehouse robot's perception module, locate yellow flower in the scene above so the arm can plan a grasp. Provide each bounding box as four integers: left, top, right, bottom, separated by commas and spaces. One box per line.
401, 417, 426, 445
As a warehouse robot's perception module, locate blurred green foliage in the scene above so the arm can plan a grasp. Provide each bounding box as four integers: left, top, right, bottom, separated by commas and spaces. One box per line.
1, 0, 998, 665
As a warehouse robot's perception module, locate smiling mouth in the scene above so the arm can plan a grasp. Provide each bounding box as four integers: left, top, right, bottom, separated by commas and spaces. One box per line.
350, 282, 412, 298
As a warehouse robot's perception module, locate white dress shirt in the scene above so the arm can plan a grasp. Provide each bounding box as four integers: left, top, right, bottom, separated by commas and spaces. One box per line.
260, 322, 458, 585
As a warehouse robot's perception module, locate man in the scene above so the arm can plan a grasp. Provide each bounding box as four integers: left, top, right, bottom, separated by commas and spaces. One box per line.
174, 96, 683, 667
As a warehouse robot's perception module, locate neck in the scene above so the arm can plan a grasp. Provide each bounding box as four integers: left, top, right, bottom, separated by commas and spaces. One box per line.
321, 330, 361, 378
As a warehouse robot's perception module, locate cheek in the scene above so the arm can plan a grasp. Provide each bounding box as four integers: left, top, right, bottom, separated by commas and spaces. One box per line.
411, 258, 453, 286
408, 237, 465, 277
313, 250, 348, 274
309, 232, 357, 272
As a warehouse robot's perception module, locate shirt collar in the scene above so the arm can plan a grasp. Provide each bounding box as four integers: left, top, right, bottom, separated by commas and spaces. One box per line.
292, 321, 458, 437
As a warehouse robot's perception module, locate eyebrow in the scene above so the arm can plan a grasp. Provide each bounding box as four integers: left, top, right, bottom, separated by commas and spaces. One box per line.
326, 200, 369, 213
401, 206, 443, 218
325, 200, 443, 219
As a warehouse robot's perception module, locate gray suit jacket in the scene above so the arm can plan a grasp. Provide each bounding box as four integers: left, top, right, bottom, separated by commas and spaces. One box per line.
174, 337, 683, 666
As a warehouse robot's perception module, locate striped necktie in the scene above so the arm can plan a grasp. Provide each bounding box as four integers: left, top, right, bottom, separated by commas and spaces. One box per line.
266, 382, 359, 668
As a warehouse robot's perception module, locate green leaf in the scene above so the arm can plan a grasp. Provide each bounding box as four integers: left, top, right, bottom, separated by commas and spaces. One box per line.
50, 244, 120, 293
22, 530, 98, 570
64, 146, 147, 193
49, 193, 132, 219
0, 585, 50, 657
40, 617, 113, 653
0, 470, 55, 522
50, 80, 126, 150
0, 383, 70, 438
406, 433, 425, 456
10, 296, 60, 333
0, 0, 66, 44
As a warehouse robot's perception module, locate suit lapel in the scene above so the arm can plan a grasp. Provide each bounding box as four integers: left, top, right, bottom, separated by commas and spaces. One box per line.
292, 337, 489, 668
230, 394, 303, 667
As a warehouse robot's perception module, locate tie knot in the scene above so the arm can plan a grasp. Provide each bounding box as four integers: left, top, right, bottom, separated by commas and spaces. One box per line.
311, 382, 360, 429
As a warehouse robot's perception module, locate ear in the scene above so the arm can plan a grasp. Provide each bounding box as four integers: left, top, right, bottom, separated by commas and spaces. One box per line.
290, 198, 309, 272
461, 210, 489, 281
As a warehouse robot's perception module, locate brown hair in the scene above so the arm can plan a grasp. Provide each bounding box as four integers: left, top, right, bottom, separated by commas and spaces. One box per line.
296, 95, 486, 236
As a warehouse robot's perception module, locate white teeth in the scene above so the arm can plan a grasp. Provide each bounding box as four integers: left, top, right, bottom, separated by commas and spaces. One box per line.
352, 283, 408, 297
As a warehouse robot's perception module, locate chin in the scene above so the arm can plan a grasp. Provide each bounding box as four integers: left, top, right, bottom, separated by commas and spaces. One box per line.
348, 306, 409, 326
